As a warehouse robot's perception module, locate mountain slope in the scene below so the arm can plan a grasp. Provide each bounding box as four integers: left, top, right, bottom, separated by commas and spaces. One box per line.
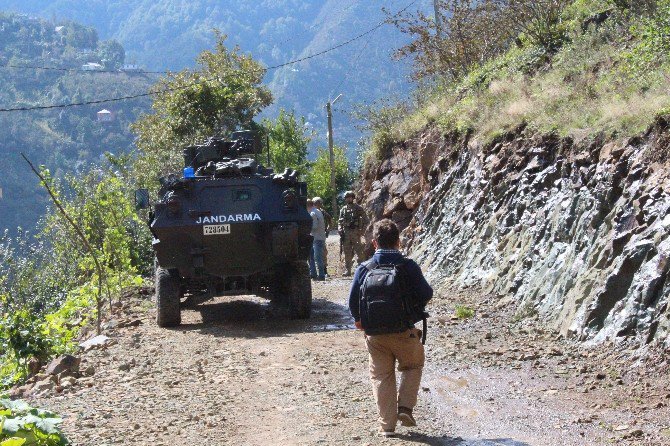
0, 13, 153, 233
2, 1, 427, 151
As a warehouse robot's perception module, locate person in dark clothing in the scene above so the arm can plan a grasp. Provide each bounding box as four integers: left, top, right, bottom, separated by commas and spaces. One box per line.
348, 219, 433, 437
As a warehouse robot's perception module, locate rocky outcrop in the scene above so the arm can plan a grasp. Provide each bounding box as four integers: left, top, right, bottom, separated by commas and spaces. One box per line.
356, 121, 670, 346
356, 128, 450, 246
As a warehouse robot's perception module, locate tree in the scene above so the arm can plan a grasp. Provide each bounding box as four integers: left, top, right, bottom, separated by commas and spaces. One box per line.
306, 146, 353, 215
97, 39, 125, 69
389, 0, 571, 82
132, 32, 273, 188
388, 0, 514, 81
262, 109, 312, 175
61, 21, 98, 49
505, 0, 571, 52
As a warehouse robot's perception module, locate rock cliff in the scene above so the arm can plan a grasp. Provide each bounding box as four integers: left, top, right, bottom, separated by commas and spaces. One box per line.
357, 121, 670, 346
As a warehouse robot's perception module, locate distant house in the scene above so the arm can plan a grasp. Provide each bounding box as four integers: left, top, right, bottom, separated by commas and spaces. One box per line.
120, 64, 142, 73
54, 26, 65, 34
97, 109, 115, 122
82, 62, 103, 71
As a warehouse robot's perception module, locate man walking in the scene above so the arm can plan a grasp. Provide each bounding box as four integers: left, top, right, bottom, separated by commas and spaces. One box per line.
307, 199, 326, 281
348, 219, 433, 437
338, 191, 368, 276
313, 197, 332, 277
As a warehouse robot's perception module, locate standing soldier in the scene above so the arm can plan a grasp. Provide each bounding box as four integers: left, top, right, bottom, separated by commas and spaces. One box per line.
313, 197, 332, 277
338, 190, 368, 276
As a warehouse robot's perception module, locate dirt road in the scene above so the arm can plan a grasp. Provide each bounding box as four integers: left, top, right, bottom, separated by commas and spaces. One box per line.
32, 236, 670, 445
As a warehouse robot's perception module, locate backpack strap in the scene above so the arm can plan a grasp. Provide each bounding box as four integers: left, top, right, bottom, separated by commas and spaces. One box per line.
359, 259, 378, 298
361, 259, 378, 272
394, 258, 428, 345
421, 317, 427, 345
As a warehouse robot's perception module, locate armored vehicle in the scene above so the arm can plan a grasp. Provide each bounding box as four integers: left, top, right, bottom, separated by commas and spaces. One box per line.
138, 131, 313, 327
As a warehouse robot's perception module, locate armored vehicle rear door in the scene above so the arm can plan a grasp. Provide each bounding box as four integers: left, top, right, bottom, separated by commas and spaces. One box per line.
196, 183, 269, 277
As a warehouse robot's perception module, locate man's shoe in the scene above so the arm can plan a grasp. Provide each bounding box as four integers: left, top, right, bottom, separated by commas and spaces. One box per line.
378, 429, 396, 438
398, 406, 416, 427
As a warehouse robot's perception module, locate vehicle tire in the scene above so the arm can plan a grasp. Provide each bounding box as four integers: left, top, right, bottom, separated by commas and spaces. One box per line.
270, 265, 290, 302
289, 262, 312, 319
155, 267, 181, 327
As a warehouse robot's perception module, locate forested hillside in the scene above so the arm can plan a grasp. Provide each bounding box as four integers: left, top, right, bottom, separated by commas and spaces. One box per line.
0, 13, 154, 233
1, 1, 425, 153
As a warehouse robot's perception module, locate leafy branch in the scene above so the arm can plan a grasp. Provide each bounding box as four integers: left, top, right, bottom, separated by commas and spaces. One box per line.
20, 153, 108, 335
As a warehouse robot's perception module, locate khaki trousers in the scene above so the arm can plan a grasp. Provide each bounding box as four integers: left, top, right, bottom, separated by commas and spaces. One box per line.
365, 328, 425, 431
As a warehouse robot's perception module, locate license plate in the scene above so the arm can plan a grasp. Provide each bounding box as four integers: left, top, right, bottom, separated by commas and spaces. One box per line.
203, 224, 231, 235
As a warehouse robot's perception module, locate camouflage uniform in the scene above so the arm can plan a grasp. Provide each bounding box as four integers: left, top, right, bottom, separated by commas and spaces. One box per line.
338, 198, 369, 275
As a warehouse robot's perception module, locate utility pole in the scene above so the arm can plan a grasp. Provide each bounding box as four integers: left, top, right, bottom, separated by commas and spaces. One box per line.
326, 94, 342, 222
434, 0, 442, 39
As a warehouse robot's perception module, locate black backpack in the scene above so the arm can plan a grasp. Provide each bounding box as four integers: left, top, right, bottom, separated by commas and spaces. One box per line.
359, 259, 428, 343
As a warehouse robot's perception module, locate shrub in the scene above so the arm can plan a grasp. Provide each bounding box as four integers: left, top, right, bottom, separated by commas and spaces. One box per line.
371, 0, 670, 149
353, 99, 411, 161
0, 398, 69, 445
455, 305, 474, 319
262, 108, 312, 175
0, 310, 53, 384
389, 0, 571, 82
0, 159, 149, 388
306, 146, 354, 216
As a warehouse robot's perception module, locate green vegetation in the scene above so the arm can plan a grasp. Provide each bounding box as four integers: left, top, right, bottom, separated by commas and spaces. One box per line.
1, 161, 149, 387
373, 0, 670, 157
132, 33, 352, 210
0, 13, 122, 69
454, 305, 475, 320
0, 398, 68, 445
132, 33, 273, 190
263, 109, 312, 175
306, 146, 355, 211
3, 1, 416, 156
0, 13, 154, 233
262, 108, 354, 209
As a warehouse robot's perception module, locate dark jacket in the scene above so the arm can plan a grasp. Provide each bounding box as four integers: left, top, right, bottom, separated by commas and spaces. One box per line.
348, 249, 433, 322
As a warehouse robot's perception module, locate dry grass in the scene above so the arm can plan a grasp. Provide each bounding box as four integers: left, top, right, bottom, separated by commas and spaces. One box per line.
387, 18, 670, 149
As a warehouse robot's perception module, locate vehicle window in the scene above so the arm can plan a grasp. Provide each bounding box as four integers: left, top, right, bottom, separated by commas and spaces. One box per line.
233, 190, 252, 201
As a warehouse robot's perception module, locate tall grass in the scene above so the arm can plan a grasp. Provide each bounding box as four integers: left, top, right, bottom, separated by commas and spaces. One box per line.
371, 1, 670, 156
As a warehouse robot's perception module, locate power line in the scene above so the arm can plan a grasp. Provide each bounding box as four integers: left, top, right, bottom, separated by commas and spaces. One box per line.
0, 0, 417, 113
4, 0, 362, 76
267, 0, 415, 71
331, 0, 408, 105
274, 0, 358, 49
332, 30, 373, 97
3, 2, 361, 77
